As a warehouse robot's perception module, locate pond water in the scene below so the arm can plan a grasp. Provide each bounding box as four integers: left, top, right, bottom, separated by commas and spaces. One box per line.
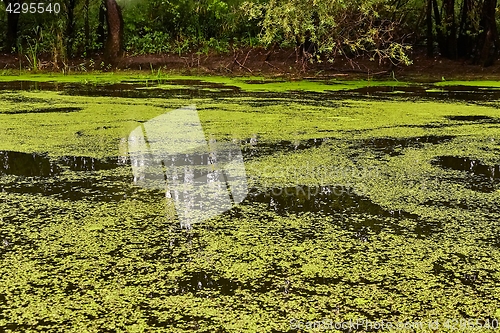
0, 77, 500, 332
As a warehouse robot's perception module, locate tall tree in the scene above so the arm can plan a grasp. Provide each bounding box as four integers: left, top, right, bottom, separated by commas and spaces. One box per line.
97, 0, 106, 48
432, 0, 446, 54
443, 0, 457, 58
4, 0, 21, 52
426, 0, 434, 56
476, 0, 498, 66
65, 0, 77, 57
457, 0, 473, 57
104, 0, 124, 63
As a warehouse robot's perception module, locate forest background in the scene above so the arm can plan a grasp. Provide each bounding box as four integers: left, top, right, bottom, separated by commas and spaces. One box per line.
0, 0, 499, 74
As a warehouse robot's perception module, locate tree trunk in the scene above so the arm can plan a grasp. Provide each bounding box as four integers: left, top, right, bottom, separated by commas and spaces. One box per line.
84, 0, 90, 55
432, 0, 446, 55
477, 0, 498, 66
97, 0, 106, 49
104, 0, 124, 64
5, 0, 20, 52
443, 0, 457, 59
426, 0, 434, 57
457, 0, 472, 58
66, 0, 77, 57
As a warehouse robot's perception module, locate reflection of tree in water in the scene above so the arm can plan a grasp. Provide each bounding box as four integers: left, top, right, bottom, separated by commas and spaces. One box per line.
162, 147, 241, 230
0, 151, 59, 177
432, 156, 500, 193
127, 105, 248, 228
59, 155, 126, 171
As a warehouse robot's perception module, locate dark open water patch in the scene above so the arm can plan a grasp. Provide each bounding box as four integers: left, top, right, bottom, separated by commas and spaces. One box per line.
0, 151, 60, 176
3, 107, 83, 114
360, 135, 455, 157
3, 80, 500, 105
445, 115, 497, 122
141, 78, 238, 89
435, 156, 500, 177
0, 151, 127, 176
0, 79, 242, 99
59, 155, 128, 171
0, 81, 63, 91
347, 85, 500, 102
349, 86, 428, 96
127, 137, 332, 164
0, 151, 133, 201
64, 79, 241, 98
386, 116, 500, 130
246, 185, 417, 219
432, 156, 500, 192
241, 185, 439, 237
241, 137, 330, 158
243, 135, 455, 160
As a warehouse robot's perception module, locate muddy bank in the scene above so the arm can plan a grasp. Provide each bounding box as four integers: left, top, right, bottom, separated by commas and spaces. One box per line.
2, 48, 500, 81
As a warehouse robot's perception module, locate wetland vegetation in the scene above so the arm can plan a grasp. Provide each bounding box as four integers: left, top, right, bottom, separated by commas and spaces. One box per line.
0, 74, 499, 332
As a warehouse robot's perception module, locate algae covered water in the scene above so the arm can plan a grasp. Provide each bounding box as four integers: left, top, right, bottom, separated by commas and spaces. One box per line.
0, 75, 499, 332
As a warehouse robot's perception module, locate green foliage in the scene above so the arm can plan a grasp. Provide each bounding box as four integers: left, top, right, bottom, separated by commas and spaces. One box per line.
2, 0, 498, 66
121, 0, 251, 55
125, 29, 171, 55
19, 26, 43, 71
242, 0, 413, 65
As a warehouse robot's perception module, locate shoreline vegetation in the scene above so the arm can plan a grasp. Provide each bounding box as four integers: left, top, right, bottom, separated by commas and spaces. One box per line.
1, 49, 500, 83
2, 0, 500, 81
